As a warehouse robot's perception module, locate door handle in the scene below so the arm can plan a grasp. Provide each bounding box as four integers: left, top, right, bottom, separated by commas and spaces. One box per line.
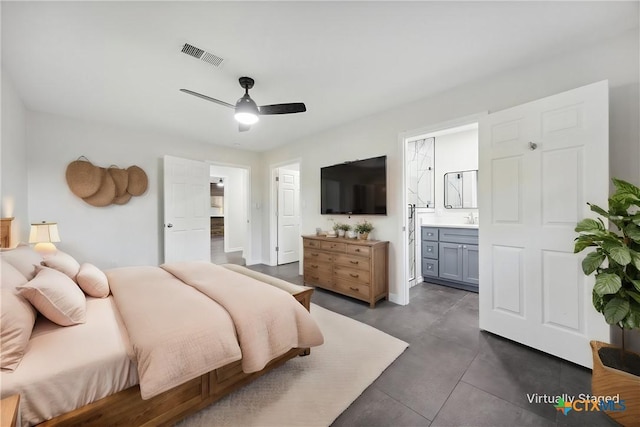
167, 223, 173, 228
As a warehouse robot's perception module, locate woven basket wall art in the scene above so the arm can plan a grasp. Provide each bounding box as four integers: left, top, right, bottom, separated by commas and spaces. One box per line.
65, 157, 148, 207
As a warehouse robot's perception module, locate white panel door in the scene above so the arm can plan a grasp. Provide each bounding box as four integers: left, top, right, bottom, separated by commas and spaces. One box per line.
479, 80, 610, 368
163, 155, 210, 263
277, 169, 300, 265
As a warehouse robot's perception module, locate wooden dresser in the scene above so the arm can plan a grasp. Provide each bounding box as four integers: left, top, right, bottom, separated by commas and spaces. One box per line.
302, 235, 389, 308
0, 217, 14, 248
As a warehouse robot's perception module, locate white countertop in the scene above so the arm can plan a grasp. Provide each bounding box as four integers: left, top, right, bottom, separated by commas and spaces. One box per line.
422, 223, 478, 229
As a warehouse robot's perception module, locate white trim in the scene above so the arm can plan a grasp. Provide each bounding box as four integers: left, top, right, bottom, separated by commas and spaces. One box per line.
399, 111, 487, 306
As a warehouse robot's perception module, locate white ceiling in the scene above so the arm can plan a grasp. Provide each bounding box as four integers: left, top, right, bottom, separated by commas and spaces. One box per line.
2, 1, 638, 152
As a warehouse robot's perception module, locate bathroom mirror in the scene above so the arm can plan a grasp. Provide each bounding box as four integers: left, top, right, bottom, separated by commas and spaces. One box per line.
444, 170, 478, 209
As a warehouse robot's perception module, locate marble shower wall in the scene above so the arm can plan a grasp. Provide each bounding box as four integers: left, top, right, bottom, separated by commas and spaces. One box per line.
407, 137, 434, 208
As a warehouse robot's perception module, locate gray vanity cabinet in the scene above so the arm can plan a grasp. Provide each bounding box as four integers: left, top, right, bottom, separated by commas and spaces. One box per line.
421, 226, 478, 292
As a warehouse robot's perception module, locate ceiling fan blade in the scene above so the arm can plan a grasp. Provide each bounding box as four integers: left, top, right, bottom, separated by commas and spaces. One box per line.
239, 123, 251, 132
258, 103, 306, 115
180, 89, 235, 109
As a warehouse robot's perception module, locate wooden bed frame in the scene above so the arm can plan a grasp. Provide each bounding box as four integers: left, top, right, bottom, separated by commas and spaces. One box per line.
34, 287, 314, 426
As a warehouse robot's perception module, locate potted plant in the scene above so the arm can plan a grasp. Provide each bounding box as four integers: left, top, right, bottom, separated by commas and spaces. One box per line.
339, 223, 352, 238
574, 178, 640, 425
333, 222, 345, 237
354, 220, 374, 240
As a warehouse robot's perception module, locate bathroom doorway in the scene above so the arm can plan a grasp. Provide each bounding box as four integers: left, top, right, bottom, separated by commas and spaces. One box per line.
401, 113, 483, 304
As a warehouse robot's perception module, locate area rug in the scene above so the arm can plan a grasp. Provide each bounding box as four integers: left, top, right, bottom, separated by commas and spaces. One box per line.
178, 303, 409, 427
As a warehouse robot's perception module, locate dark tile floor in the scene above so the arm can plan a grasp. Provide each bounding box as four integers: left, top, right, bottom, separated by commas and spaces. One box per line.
248, 262, 620, 427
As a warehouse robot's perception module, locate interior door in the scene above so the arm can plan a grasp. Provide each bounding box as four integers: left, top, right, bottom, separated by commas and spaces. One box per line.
277, 168, 300, 265
163, 155, 210, 263
478, 80, 610, 368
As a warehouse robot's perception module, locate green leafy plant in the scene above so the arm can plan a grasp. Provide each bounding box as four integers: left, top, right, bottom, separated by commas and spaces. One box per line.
574, 178, 640, 356
339, 223, 352, 232
332, 222, 342, 232
354, 220, 374, 234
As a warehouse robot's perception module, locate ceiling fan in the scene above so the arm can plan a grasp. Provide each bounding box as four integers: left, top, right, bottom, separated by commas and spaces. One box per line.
180, 77, 306, 132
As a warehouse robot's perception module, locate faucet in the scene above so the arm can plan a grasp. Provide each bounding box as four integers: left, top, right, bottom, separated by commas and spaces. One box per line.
466, 212, 475, 224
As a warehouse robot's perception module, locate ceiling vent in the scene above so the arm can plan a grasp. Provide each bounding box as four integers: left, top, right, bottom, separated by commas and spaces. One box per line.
181, 43, 224, 68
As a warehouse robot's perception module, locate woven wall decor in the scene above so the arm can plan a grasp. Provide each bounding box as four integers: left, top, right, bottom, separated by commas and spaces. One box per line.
65, 157, 148, 207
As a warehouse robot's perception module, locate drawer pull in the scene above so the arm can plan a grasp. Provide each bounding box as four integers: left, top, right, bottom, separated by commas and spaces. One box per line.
349, 287, 359, 292
349, 273, 359, 278
350, 260, 359, 265
312, 276, 319, 280
311, 265, 318, 269
355, 248, 361, 252
311, 253, 319, 257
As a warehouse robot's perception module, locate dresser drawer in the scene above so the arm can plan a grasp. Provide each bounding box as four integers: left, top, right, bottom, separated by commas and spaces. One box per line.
333, 253, 370, 271
321, 241, 346, 252
422, 241, 438, 259
304, 250, 333, 263
333, 265, 370, 285
303, 239, 322, 249
346, 244, 370, 257
303, 260, 333, 275
334, 278, 370, 299
422, 258, 438, 277
421, 227, 439, 241
304, 269, 333, 288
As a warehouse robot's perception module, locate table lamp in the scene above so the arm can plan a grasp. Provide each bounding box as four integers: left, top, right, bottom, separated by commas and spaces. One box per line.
29, 222, 60, 255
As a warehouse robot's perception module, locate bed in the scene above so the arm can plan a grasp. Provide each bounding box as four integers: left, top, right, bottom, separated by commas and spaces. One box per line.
0, 244, 323, 427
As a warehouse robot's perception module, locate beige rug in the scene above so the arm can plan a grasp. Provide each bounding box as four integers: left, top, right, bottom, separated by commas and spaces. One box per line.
178, 303, 408, 427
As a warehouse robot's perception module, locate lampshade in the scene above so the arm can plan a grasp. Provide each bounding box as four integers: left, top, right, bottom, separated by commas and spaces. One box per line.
29, 222, 60, 255
234, 95, 260, 125
29, 222, 61, 243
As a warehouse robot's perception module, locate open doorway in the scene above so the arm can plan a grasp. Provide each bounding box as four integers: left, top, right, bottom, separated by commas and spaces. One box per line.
269, 161, 301, 266
208, 163, 250, 266
401, 114, 484, 304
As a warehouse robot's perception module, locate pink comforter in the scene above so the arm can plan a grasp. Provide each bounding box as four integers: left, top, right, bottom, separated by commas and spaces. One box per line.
107, 263, 323, 399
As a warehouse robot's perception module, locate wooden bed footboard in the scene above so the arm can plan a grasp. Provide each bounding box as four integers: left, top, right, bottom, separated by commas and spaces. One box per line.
37, 288, 314, 427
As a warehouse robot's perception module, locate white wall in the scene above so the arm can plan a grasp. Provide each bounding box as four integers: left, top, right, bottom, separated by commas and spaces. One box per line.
262, 29, 640, 303
425, 128, 478, 225
1, 71, 29, 246
209, 164, 247, 253
25, 111, 263, 268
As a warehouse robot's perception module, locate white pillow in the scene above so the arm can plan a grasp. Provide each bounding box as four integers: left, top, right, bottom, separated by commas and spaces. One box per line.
76, 263, 110, 298
17, 266, 86, 326
1, 289, 37, 371
42, 250, 81, 281
0, 244, 44, 280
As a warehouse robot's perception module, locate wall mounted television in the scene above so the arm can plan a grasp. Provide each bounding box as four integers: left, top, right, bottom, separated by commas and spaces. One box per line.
321, 155, 387, 215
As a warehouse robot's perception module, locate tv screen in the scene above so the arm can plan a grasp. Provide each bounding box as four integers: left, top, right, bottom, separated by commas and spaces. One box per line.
321, 155, 387, 215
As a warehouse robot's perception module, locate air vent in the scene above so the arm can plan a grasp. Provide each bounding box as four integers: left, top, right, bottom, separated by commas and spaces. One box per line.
181, 43, 224, 68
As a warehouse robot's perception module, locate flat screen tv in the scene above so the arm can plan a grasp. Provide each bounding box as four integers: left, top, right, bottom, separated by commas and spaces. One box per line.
321, 155, 387, 215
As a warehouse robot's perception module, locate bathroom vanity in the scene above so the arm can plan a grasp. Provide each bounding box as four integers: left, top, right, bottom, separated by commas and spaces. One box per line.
421, 225, 478, 292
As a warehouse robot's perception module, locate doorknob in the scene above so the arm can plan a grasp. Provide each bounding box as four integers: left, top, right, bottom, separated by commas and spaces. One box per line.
167, 223, 173, 228
529, 141, 538, 150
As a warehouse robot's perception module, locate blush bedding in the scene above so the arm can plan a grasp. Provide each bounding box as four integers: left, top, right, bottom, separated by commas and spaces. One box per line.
1, 260, 323, 426
0, 297, 138, 426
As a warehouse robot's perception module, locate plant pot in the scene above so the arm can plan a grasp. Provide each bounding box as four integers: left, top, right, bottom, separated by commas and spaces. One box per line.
590, 340, 640, 426
346, 230, 356, 239
358, 232, 369, 240
338, 230, 345, 237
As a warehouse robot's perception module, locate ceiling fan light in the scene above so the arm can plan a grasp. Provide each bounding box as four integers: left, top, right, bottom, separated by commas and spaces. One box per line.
234, 111, 259, 125
235, 95, 260, 125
